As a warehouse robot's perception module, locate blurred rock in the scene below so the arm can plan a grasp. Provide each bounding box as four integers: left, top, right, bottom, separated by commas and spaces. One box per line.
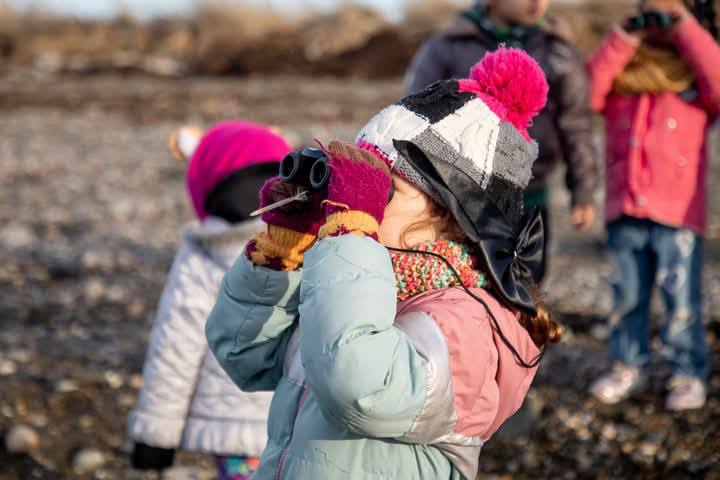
83, 278, 106, 302
601, 423, 617, 441
33, 52, 63, 74
5, 424, 39, 454
142, 56, 186, 77
81, 250, 114, 271
162, 466, 213, 480
119, 439, 134, 455
72, 448, 106, 474
79, 415, 93, 429
27, 414, 49, 429
43, 256, 81, 280
104, 371, 123, 389
55, 379, 79, 393
9, 349, 31, 363
668, 446, 692, 467
1, 223, 36, 249
105, 284, 129, 302
127, 300, 145, 317
0, 359, 16, 376
632, 440, 661, 466
128, 374, 143, 390
118, 393, 136, 408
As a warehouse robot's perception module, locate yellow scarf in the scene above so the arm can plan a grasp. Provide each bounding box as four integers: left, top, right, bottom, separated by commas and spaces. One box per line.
613, 45, 695, 95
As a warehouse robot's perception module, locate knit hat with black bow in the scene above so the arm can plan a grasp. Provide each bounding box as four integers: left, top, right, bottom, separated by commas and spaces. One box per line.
356, 47, 549, 315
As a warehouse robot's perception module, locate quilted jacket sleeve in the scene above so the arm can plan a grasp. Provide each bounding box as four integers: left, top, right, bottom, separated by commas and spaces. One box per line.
550, 41, 600, 207
587, 28, 639, 112
673, 17, 720, 115
128, 240, 216, 449
299, 235, 429, 438
206, 254, 301, 392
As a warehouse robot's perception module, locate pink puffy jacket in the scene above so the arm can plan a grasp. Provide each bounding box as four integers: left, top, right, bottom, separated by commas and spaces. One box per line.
588, 18, 720, 235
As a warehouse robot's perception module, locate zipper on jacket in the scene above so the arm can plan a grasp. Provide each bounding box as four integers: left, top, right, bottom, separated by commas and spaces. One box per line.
275, 385, 311, 480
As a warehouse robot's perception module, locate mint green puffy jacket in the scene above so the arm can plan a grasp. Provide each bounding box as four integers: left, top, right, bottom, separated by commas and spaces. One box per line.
206, 235, 539, 479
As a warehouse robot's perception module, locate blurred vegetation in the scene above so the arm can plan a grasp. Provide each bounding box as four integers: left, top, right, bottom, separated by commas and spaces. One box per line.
0, 0, 639, 77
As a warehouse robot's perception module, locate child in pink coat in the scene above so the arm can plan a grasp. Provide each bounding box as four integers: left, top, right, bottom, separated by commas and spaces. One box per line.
588, 0, 719, 411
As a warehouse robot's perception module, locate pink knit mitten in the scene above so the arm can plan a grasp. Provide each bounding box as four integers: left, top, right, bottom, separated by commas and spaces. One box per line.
246, 177, 325, 271
318, 141, 392, 240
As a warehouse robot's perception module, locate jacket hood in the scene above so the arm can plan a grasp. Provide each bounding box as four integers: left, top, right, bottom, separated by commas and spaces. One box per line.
181, 217, 263, 269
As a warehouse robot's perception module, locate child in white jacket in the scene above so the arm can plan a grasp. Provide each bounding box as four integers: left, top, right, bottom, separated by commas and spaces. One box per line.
127, 121, 291, 479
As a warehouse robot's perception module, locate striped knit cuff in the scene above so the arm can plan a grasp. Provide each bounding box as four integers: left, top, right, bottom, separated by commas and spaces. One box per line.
318, 211, 380, 240
246, 225, 317, 271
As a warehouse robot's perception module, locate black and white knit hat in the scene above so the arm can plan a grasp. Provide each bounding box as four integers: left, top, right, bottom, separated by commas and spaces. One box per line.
356, 47, 549, 314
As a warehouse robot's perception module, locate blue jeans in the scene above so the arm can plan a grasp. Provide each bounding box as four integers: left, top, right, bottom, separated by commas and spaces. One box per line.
607, 217, 709, 379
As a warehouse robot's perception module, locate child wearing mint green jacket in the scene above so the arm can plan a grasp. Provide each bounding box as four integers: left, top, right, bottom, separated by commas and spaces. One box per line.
207, 48, 563, 479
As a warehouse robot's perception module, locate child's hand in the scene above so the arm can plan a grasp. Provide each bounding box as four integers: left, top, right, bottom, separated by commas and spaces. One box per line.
246, 176, 326, 271
318, 141, 392, 239
572, 204, 596, 232
643, 0, 692, 25
259, 177, 326, 236
131, 442, 175, 471
619, 10, 646, 42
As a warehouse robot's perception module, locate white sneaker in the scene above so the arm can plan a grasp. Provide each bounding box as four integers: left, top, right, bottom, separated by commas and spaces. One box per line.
666, 376, 706, 411
590, 363, 646, 404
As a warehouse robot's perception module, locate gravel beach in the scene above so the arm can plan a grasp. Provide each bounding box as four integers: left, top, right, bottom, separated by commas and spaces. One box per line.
1, 73, 718, 479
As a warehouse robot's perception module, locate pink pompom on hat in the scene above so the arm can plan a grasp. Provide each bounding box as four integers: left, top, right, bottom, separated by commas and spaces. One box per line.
356, 47, 549, 226
186, 120, 291, 220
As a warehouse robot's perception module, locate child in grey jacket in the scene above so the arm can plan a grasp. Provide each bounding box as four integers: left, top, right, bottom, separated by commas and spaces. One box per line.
127, 121, 291, 479
406, 0, 599, 281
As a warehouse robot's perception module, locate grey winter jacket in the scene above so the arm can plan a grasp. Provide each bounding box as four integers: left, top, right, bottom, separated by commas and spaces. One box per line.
406, 14, 599, 206
127, 218, 272, 457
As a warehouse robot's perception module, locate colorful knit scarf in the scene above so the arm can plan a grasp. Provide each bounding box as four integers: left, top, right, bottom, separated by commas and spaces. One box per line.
613, 44, 695, 95
390, 240, 488, 301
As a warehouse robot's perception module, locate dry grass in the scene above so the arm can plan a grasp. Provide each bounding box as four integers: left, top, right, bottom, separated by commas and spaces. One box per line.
550, 0, 634, 55
403, 0, 466, 35
0, 0, 700, 77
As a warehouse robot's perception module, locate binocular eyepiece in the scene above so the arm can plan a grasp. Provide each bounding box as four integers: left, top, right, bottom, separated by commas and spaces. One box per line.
280, 147, 330, 190
279, 146, 396, 204
625, 10, 677, 32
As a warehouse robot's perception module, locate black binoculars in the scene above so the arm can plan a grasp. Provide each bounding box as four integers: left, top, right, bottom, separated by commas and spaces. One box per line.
625, 10, 677, 32
279, 146, 395, 204
279, 147, 330, 190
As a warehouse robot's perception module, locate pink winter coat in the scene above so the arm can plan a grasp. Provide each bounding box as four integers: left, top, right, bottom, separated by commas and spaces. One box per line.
396, 287, 540, 444
588, 18, 720, 234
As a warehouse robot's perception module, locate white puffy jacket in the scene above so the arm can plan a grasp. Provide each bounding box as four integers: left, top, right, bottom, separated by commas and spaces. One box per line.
127, 217, 271, 457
